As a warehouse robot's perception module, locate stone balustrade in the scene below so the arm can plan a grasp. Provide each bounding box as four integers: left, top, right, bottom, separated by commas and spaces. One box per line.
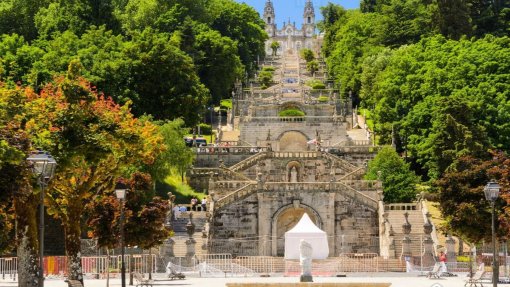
195, 146, 268, 155
248, 116, 341, 123
271, 151, 319, 158
384, 203, 421, 211
341, 180, 379, 191
214, 183, 258, 211
230, 152, 269, 172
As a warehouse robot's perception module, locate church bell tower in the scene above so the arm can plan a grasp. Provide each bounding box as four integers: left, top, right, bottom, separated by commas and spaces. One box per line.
263, 0, 276, 37
303, 0, 315, 37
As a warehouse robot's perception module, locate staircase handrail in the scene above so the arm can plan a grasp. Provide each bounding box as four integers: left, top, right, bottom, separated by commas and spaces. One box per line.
229, 151, 268, 172
321, 151, 359, 173
214, 183, 258, 211
335, 181, 379, 210
219, 166, 253, 182
338, 166, 366, 180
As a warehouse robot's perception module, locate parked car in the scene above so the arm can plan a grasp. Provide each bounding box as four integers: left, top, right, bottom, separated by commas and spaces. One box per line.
184, 137, 207, 147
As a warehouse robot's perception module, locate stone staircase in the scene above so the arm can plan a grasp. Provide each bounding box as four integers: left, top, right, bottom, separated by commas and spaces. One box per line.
171, 211, 208, 257
385, 205, 427, 257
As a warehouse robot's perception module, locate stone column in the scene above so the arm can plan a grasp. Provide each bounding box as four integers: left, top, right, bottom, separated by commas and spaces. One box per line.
446, 234, 456, 263
422, 212, 435, 267
185, 213, 196, 263
401, 212, 412, 259
326, 192, 336, 257
257, 191, 271, 256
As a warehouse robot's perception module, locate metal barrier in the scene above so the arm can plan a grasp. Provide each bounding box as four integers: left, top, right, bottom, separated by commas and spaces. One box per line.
0, 257, 17, 280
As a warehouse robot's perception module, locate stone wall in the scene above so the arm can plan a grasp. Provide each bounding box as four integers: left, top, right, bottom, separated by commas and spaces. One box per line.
239, 121, 348, 147
209, 187, 379, 257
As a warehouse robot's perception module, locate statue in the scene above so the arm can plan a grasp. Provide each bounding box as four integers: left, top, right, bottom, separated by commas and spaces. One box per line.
299, 239, 313, 282
290, 166, 298, 183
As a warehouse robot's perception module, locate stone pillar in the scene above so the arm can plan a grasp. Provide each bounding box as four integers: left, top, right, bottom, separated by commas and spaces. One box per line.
158, 238, 175, 272
422, 212, 435, 267
257, 192, 271, 256
401, 212, 412, 259
162, 238, 175, 257
326, 192, 336, 257
445, 234, 456, 263
185, 213, 196, 260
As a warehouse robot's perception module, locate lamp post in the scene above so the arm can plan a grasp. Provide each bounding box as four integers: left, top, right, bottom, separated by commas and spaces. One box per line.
27, 151, 57, 287
484, 180, 500, 287
115, 185, 127, 287
208, 106, 213, 143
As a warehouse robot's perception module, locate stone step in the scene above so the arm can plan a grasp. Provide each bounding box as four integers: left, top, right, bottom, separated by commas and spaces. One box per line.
171, 233, 207, 257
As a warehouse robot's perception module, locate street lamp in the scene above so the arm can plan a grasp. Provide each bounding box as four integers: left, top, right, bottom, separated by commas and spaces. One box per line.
27, 150, 57, 287
484, 180, 500, 287
206, 106, 214, 143
115, 184, 128, 287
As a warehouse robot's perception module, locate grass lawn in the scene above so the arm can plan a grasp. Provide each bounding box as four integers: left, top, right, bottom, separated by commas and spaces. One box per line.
155, 170, 206, 204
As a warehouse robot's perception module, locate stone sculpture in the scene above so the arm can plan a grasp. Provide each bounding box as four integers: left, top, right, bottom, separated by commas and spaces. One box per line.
299, 239, 313, 282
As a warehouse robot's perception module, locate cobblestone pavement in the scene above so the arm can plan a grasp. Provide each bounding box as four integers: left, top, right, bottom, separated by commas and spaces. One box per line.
0, 272, 476, 287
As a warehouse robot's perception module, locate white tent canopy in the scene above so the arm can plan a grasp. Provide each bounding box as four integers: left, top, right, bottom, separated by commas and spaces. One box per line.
284, 213, 329, 259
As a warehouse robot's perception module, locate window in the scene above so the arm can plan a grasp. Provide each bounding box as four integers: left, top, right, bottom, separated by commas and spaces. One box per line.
307, 17, 311, 24
268, 17, 271, 24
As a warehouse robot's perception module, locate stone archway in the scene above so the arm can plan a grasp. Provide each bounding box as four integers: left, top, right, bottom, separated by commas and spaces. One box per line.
271, 204, 321, 256
278, 131, 308, 151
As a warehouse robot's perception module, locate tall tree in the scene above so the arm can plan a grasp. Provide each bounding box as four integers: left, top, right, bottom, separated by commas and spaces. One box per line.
434, 0, 472, 39
210, 0, 267, 77
365, 146, 420, 203
0, 84, 38, 287
437, 151, 509, 243
22, 61, 164, 282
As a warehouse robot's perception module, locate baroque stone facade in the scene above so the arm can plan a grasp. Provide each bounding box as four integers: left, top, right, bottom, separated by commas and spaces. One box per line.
263, 0, 317, 55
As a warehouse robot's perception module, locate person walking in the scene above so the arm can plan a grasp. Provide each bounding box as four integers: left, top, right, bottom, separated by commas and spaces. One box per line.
439, 251, 447, 275
201, 197, 207, 211
191, 197, 197, 211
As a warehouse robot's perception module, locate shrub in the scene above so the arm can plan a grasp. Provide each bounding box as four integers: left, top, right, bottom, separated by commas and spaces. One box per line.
318, 96, 329, 102
258, 70, 274, 89
198, 123, 212, 135
306, 79, 326, 89
279, 108, 305, 117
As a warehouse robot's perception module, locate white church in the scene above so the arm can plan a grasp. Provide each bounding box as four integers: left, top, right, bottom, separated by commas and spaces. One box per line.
263, 0, 318, 55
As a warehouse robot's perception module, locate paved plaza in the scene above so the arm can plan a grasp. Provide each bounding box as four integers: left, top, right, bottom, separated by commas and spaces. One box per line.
0, 273, 481, 287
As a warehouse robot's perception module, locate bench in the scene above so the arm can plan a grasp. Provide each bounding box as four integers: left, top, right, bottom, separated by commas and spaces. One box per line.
465, 270, 485, 287
65, 279, 84, 287
132, 271, 153, 287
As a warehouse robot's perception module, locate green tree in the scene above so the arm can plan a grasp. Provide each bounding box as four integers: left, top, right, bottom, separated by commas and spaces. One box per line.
0, 0, 51, 41
365, 146, 420, 203
22, 62, 165, 282
434, 0, 472, 39
270, 41, 280, 56
147, 119, 195, 182
210, 0, 267, 76
300, 48, 315, 62
307, 60, 319, 76
192, 24, 242, 104
257, 68, 274, 89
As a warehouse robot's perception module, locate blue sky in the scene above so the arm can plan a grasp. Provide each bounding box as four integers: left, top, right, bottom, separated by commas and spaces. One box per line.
235, 0, 360, 26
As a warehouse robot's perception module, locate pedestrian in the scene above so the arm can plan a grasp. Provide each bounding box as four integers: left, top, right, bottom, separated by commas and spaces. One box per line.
191, 197, 197, 211
439, 251, 447, 275
201, 197, 207, 211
